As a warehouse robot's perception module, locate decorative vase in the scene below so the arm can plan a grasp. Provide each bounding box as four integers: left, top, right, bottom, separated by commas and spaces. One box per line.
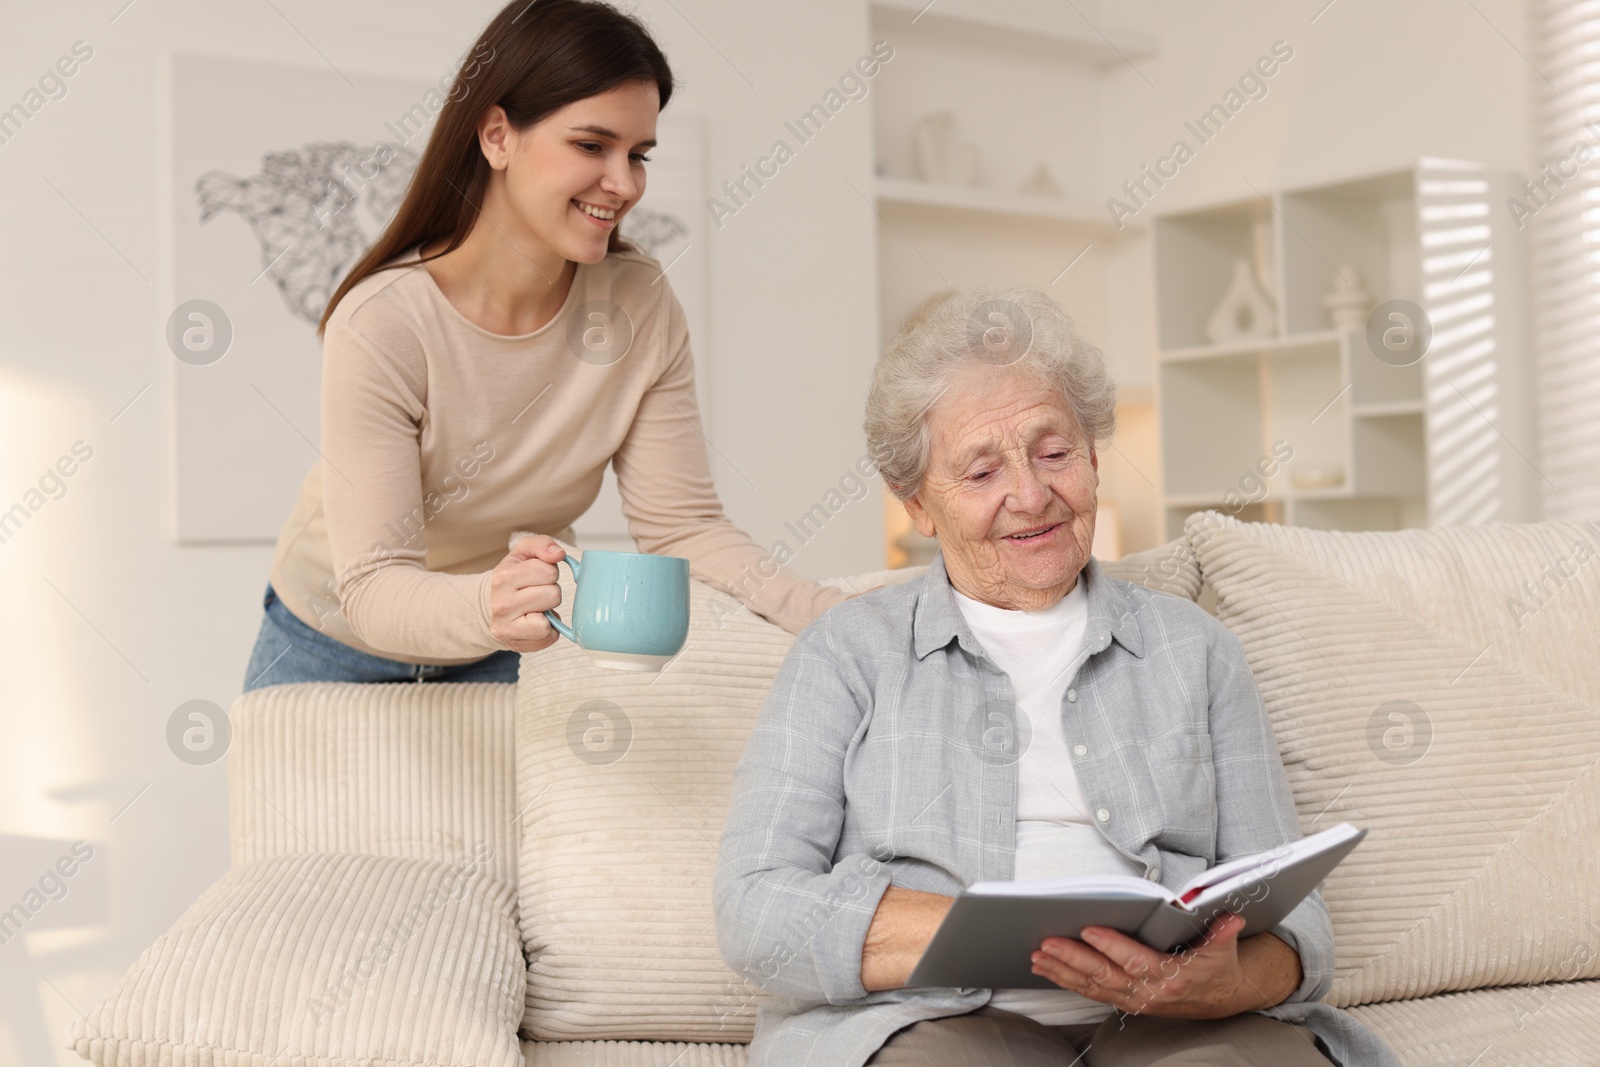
1251, 218, 1277, 301
1205, 259, 1277, 343
1323, 265, 1374, 332
911, 111, 980, 187
1291, 464, 1346, 490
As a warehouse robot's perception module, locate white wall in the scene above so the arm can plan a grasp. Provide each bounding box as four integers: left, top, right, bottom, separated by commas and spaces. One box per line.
665, 2, 882, 575
0, 3, 878, 1062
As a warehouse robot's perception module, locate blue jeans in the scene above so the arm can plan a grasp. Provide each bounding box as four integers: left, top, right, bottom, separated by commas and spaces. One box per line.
242, 584, 520, 691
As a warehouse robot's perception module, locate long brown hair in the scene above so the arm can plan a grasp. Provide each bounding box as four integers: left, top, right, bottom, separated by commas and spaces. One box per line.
317, 0, 674, 336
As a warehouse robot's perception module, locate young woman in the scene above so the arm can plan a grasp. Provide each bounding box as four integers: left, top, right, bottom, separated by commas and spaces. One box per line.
243, 0, 852, 690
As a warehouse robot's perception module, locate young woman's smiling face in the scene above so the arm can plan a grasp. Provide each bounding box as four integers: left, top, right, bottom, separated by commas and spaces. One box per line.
489, 79, 659, 264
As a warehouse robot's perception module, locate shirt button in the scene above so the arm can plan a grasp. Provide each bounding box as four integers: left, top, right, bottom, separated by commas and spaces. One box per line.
1067, 688, 1078, 703
1148, 866, 1161, 881
1073, 744, 1088, 757
1096, 808, 1110, 823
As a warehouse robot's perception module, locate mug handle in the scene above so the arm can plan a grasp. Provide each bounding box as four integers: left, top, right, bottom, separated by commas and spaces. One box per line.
542, 554, 582, 642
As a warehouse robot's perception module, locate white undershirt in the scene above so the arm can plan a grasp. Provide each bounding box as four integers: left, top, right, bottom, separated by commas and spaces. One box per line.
953, 581, 1143, 1026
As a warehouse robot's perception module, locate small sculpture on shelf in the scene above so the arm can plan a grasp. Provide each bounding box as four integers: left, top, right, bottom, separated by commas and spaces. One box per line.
1290, 464, 1346, 491
911, 111, 980, 187
1205, 258, 1277, 344
1323, 264, 1374, 332
1019, 163, 1063, 198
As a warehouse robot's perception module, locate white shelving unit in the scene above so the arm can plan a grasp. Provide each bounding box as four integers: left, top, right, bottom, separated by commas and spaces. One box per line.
1153, 160, 1536, 538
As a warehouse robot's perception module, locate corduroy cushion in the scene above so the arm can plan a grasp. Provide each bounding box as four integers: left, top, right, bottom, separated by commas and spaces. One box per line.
513, 541, 1202, 1041
228, 682, 519, 881
514, 562, 809, 1043
66, 852, 525, 1066
1345, 978, 1600, 1066
1185, 512, 1600, 1007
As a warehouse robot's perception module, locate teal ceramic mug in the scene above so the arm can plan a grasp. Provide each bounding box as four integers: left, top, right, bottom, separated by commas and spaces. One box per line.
542, 550, 690, 672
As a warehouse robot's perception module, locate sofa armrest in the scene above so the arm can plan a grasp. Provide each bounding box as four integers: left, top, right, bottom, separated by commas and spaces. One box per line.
227, 682, 518, 884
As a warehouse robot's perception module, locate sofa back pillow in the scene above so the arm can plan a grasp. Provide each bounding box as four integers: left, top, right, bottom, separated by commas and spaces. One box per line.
1186, 512, 1600, 1006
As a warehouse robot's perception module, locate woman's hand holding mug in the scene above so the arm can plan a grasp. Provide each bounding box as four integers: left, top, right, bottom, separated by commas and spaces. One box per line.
490, 535, 567, 652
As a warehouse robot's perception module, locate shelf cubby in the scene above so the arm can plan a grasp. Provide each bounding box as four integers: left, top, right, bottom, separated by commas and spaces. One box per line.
1152, 198, 1274, 352
1349, 411, 1426, 498
1158, 356, 1263, 499
1278, 172, 1420, 337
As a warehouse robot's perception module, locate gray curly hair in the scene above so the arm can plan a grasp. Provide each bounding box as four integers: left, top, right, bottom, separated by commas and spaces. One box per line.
864, 287, 1117, 501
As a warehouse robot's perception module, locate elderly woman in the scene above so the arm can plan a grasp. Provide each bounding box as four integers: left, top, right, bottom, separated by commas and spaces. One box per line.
713, 288, 1400, 1067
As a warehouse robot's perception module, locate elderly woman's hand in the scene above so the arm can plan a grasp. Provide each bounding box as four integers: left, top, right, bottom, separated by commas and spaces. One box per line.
1029, 914, 1302, 1019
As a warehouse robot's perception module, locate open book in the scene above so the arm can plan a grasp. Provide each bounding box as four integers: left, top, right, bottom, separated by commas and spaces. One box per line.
906, 823, 1366, 990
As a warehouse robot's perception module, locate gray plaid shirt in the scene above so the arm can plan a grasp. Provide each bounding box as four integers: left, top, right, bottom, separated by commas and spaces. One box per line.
714, 553, 1400, 1067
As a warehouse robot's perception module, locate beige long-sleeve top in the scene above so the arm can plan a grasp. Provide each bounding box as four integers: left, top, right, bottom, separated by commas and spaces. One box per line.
268, 247, 849, 665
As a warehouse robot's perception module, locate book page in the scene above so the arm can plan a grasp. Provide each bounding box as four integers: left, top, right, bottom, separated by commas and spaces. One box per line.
966, 875, 1175, 903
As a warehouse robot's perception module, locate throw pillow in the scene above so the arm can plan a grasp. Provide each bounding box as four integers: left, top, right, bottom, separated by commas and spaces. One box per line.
1186, 511, 1600, 1006
66, 852, 525, 1066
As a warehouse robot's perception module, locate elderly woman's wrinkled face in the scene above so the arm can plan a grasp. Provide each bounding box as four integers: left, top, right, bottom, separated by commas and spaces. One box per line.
903, 367, 1098, 611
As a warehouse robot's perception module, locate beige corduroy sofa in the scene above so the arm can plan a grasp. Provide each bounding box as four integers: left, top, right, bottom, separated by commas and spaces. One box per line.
68, 515, 1600, 1067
